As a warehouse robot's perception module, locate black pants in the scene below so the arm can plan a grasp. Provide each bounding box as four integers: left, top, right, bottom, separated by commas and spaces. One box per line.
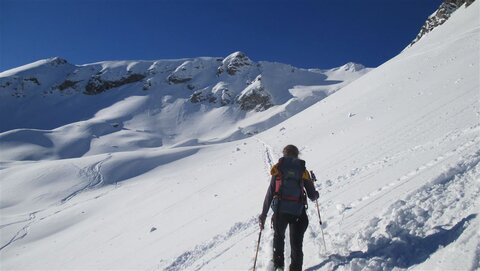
273, 209, 309, 271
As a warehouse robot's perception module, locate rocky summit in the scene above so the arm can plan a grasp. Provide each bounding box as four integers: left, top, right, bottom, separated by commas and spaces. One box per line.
410, 0, 476, 46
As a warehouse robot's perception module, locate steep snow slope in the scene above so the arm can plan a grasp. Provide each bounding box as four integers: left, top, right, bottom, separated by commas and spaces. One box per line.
0, 2, 479, 271
252, 2, 480, 270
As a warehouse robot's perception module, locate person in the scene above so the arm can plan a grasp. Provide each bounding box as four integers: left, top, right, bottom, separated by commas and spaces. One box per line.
259, 144, 319, 271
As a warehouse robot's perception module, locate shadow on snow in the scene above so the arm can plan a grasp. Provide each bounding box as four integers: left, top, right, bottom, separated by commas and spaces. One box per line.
306, 214, 477, 271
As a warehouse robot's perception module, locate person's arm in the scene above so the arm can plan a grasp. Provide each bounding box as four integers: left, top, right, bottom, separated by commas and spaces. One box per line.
259, 176, 275, 228
303, 170, 319, 201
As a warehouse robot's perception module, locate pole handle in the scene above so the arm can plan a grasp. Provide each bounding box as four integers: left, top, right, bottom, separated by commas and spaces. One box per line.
310, 170, 317, 182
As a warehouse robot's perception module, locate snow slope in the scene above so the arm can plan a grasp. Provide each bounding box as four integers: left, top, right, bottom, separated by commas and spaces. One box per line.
0, 1, 479, 271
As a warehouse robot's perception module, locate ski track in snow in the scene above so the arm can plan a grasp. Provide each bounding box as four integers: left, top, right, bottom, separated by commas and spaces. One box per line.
343, 135, 480, 223
328, 124, 480, 196
61, 154, 112, 203
255, 137, 276, 176
0, 212, 37, 251
315, 125, 480, 222
161, 217, 258, 271
254, 138, 278, 270
1, 155, 117, 252
305, 149, 480, 270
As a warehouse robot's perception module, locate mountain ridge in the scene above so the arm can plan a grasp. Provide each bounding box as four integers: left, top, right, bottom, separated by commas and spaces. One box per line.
409, 0, 476, 46
0, 52, 371, 157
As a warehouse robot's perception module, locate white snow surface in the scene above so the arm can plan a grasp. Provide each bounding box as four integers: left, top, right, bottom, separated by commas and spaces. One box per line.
1, 2, 479, 270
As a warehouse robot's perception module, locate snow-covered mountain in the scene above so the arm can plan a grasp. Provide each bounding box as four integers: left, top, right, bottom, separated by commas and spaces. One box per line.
0, 52, 369, 160
0, 1, 479, 270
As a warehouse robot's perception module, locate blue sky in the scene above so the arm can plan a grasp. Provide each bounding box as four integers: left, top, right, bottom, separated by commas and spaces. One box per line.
0, 0, 442, 71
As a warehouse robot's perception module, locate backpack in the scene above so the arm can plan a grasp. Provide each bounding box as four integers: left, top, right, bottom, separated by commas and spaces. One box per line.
271, 157, 307, 217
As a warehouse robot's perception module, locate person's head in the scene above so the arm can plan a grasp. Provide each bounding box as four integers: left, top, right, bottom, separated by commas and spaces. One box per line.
282, 144, 299, 158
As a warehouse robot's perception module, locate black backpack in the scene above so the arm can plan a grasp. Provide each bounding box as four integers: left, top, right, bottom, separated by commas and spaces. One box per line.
271, 157, 306, 216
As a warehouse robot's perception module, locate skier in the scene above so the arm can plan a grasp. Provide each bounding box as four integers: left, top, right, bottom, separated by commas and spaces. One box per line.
259, 144, 319, 271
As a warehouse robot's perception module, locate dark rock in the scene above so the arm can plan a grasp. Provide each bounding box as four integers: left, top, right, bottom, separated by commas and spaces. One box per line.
24, 77, 40, 85
190, 91, 217, 104
218, 52, 252, 76
220, 89, 233, 106
49, 57, 68, 66
84, 73, 146, 95
237, 87, 273, 111
166, 74, 191, 84
55, 80, 80, 91
208, 96, 217, 103
226, 52, 251, 75
0, 81, 12, 88
143, 80, 152, 91
190, 92, 203, 103
216, 67, 224, 76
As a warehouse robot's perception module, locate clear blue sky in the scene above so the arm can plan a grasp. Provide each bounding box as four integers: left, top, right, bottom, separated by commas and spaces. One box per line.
0, 0, 442, 71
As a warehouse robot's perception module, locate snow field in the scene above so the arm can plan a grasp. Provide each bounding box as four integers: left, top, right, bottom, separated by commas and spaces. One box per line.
0, 1, 479, 270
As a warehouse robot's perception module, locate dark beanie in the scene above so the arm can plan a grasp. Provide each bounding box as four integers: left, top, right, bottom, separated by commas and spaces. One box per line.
283, 145, 299, 158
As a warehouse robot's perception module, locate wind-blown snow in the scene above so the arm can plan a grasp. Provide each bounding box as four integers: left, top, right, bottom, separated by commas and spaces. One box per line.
0, 1, 479, 270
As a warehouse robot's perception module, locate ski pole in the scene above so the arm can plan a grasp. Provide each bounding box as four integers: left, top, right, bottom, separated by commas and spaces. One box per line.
253, 229, 262, 271
310, 171, 327, 252
315, 200, 327, 252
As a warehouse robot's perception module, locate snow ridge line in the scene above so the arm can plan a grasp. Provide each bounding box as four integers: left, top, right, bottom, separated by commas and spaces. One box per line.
162, 217, 257, 271
0, 212, 36, 252
308, 149, 480, 270
61, 155, 112, 203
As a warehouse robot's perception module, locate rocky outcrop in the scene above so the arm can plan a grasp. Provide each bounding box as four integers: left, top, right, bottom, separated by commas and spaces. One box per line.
219, 89, 233, 106
189, 90, 217, 103
24, 77, 40, 85
48, 57, 69, 67
236, 77, 273, 111
217, 51, 252, 76
410, 0, 476, 46
167, 74, 191, 84
85, 73, 146, 95
167, 59, 211, 84
55, 80, 80, 91
237, 87, 273, 111
210, 83, 233, 105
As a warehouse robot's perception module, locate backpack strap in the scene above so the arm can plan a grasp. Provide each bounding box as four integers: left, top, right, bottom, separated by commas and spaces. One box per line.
299, 161, 307, 205
274, 157, 284, 195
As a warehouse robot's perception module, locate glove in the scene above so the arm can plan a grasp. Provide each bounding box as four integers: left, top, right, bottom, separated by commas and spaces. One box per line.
312, 191, 319, 201
259, 215, 266, 230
